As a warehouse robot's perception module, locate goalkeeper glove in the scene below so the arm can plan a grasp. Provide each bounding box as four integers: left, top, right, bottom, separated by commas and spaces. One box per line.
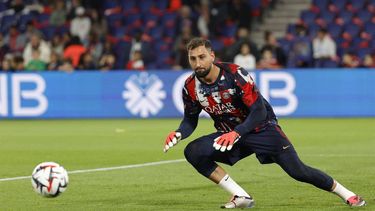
213, 131, 240, 152
164, 131, 182, 153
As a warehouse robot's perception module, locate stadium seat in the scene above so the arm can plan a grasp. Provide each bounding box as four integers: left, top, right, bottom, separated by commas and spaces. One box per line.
330, 0, 347, 12
343, 23, 361, 38
307, 23, 321, 38
222, 23, 237, 37
149, 26, 163, 41
0, 2, 7, 12
338, 10, 354, 25
154, 0, 168, 10
106, 13, 123, 28
364, 22, 375, 36
40, 26, 56, 40
18, 13, 35, 31
122, 0, 137, 12
322, 59, 338, 67
287, 24, 297, 35
327, 23, 342, 38
312, 0, 329, 12
277, 38, 291, 53
319, 11, 336, 25
123, 13, 142, 27
357, 10, 372, 23
103, 0, 120, 10
138, 0, 154, 13
347, 0, 366, 12
248, 0, 262, 17
0, 14, 16, 33
357, 48, 371, 60
301, 10, 317, 25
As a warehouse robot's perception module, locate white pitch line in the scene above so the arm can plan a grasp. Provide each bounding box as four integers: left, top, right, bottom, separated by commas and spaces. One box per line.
0, 159, 186, 183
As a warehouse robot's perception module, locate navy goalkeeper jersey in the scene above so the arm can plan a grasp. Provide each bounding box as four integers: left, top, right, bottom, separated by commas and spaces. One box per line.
177, 62, 277, 139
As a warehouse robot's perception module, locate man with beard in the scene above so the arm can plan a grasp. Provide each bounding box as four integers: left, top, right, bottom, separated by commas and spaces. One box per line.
163, 38, 365, 209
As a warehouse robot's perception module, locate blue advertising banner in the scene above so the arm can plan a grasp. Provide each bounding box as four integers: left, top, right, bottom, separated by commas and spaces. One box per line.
0, 69, 374, 119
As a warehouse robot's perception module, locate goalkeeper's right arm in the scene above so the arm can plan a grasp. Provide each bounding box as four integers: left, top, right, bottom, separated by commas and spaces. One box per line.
163, 114, 199, 152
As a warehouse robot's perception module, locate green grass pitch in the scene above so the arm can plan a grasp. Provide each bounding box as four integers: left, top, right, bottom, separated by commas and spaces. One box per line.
0, 118, 374, 210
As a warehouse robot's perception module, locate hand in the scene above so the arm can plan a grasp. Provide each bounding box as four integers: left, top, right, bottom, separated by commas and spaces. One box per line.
163, 131, 182, 153
213, 131, 240, 152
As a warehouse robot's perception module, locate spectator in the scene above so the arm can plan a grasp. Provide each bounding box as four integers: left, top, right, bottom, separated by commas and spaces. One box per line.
126, 50, 145, 71
197, 1, 210, 38
129, 30, 151, 64
233, 43, 256, 70
313, 28, 336, 67
99, 53, 116, 71
1, 55, 14, 72
78, 51, 96, 70
50, 34, 64, 56
88, 9, 107, 40
25, 49, 47, 71
175, 5, 198, 36
23, 21, 42, 42
49, 1, 67, 27
47, 52, 62, 70
63, 36, 86, 68
6, 0, 43, 15
66, 0, 82, 21
173, 26, 193, 70
225, 27, 260, 62
58, 57, 74, 72
0, 33, 10, 65
361, 54, 375, 68
228, 0, 252, 29
3, 25, 26, 54
257, 47, 281, 69
261, 31, 287, 67
70, 6, 91, 43
341, 52, 360, 68
23, 33, 51, 65
86, 32, 103, 63
12, 55, 25, 71
208, 0, 229, 37
288, 25, 312, 68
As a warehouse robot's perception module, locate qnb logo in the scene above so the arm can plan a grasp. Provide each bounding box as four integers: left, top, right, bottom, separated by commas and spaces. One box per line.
122, 72, 166, 118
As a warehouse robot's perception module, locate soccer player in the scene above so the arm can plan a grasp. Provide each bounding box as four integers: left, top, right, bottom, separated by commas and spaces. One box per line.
163, 38, 366, 209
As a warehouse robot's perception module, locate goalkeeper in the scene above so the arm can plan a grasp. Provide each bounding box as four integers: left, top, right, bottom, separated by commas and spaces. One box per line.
164, 38, 365, 209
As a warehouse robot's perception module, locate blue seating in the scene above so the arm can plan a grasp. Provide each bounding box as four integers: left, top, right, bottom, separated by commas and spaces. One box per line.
327, 23, 342, 38
357, 10, 372, 23
330, 0, 347, 11
343, 23, 361, 38
347, 0, 366, 12
319, 11, 336, 25
312, 0, 329, 11
338, 10, 353, 25
301, 10, 317, 25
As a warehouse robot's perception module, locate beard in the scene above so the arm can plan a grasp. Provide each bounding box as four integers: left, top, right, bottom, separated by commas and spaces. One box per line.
194, 64, 212, 78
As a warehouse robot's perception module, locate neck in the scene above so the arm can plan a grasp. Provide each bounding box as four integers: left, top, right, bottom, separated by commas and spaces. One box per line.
202, 64, 219, 84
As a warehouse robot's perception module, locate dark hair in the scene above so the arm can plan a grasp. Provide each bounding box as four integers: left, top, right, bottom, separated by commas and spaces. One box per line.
319, 28, 328, 34
186, 37, 212, 51
264, 30, 272, 41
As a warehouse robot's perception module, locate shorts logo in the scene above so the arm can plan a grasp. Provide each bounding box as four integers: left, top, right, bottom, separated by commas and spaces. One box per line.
282, 145, 290, 150
122, 72, 166, 117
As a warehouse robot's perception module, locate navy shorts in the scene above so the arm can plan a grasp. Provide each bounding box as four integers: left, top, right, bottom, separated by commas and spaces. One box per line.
189, 123, 295, 166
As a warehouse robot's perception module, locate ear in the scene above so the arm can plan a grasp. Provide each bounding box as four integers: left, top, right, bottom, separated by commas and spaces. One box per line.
210, 50, 215, 62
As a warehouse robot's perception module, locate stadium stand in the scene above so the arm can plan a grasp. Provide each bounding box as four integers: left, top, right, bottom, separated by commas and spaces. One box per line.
0, 0, 374, 71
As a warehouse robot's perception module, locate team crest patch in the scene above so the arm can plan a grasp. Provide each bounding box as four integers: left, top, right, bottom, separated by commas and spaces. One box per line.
222, 92, 230, 99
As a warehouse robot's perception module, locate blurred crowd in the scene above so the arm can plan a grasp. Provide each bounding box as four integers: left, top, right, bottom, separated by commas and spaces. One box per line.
0, 0, 373, 73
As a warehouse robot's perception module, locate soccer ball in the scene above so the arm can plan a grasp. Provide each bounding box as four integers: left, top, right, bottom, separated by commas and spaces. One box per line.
31, 162, 69, 197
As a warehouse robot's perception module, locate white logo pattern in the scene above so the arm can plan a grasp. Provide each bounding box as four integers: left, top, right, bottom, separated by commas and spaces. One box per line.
122, 72, 166, 118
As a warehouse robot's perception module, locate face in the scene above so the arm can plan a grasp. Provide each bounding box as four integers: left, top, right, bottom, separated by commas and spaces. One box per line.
188, 45, 215, 78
